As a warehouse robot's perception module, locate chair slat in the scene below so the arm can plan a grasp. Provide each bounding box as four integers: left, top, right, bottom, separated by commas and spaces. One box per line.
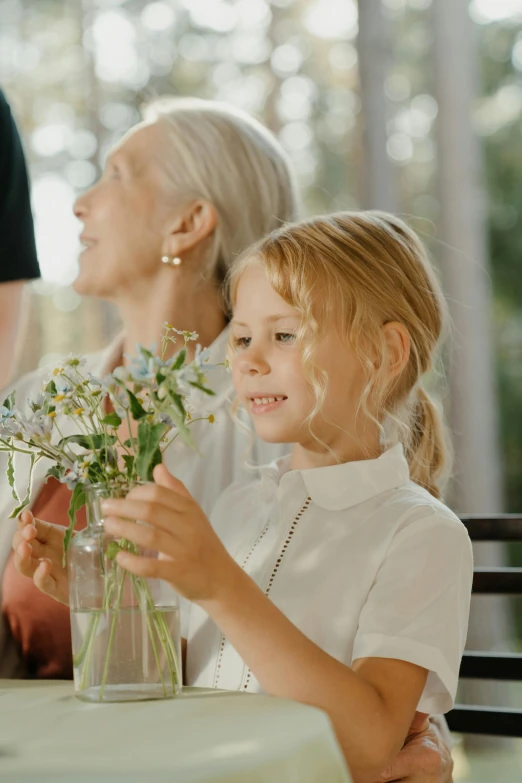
472, 567, 522, 594
451, 514, 522, 738
460, 515, 522, 541
446, 705, 522, 737
459, 651, 522, 680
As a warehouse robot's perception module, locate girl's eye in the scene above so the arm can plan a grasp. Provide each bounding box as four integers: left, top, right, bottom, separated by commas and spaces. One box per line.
276, 332, 296, 344
233, 336, 251, 350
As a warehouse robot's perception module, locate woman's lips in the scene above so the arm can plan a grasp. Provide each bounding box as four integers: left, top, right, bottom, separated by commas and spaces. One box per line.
249, 395, 288, 415
79, 236, 97, 253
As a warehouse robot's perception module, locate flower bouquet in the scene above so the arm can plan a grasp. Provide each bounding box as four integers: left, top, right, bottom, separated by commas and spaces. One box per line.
0, 326, 215, 702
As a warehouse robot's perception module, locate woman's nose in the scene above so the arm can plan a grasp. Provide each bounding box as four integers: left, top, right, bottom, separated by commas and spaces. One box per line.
73, 193, 87, 219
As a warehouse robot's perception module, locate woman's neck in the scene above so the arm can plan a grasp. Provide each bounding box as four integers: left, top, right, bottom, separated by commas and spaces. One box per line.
113, 269, 227, 366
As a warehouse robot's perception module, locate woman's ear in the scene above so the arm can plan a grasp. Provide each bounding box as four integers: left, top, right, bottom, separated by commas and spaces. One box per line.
382, 321, 411, 379
161, 201, 217, 261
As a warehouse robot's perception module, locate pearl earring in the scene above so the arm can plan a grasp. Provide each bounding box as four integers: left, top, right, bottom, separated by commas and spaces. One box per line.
161, 256, 182, 267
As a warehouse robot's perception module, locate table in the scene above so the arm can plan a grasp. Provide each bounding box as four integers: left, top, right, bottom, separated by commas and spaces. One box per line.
0, 680, 351, 782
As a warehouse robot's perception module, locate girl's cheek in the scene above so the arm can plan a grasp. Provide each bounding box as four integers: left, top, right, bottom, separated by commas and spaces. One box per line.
230, 361, 242, 395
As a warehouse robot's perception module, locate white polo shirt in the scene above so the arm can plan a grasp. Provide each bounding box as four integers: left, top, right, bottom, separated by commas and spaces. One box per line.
187, 444, 473, 714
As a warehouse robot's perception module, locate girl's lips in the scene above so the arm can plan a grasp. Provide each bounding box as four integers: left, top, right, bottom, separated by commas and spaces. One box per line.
249, 395, 288, 415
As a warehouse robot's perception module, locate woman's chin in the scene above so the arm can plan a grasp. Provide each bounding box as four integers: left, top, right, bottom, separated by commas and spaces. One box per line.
72, 272, 110, 299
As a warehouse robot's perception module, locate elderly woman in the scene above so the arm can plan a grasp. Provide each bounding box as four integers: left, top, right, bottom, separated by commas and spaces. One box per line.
4, 98, 453, 783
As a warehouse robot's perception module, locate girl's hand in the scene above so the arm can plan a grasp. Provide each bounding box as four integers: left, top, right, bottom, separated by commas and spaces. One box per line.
102, 464, 239, 603
11, 510, 70, 605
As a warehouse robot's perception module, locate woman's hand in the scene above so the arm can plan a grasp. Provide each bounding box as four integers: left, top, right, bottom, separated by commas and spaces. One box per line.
370, 713, 453, 783
11, 510, 70, 605
102, 464, 239, 602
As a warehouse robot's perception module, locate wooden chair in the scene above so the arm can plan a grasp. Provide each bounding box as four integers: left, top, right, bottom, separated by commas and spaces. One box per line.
446, 515, 522, 737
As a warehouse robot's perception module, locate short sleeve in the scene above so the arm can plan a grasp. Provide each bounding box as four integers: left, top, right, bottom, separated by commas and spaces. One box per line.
352, 512, 473, 714
0, 90, 39, 282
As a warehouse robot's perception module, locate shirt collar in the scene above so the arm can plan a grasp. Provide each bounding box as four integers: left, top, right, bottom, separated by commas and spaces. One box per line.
261, 444, 410, 511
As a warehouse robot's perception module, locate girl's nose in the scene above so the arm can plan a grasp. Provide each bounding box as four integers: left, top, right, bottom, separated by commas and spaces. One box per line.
237, 347, 270, 376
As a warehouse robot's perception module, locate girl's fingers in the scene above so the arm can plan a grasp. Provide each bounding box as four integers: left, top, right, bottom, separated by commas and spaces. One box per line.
13, 541, 39, 578
109, 482, 191, 514
13, 523, 64, 563
17, 509, 35, 528
115, 550, 174, 581
33, 560, 69, 605
101, 498, 186, 536
23, 535, 62, 563
12, 523, 36, 551
153, 464, 192, 499
104, 517, 178, 558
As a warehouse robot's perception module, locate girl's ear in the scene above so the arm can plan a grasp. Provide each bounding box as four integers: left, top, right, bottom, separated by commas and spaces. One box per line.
382, 321, 411, 379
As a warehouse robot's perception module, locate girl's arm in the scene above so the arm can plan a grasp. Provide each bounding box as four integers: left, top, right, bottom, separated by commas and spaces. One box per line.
102, 468, 429, 783
200, 562, 428, 783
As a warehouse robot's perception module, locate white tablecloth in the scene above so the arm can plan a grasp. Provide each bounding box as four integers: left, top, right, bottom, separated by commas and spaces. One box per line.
0, 681, 351, 782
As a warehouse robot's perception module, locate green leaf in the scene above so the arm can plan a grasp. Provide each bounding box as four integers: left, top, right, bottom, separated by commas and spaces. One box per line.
45, 465, 66, 482
188, 381, 216, 396
9, 453, 36, 519
101, 412, 122, 428
105, 541, 122, 561
44, 380, 57, 396
63, 483, 86, 566
172, 349, 186, 370
7, 452, 20, 503
136, 421, 166, 481
2, 391, 15, 411
59, 434, 117, 450
122, 454, 135, 479
126, 390, 147, 420
170, 392, 185, 416
123, 438, 138, 449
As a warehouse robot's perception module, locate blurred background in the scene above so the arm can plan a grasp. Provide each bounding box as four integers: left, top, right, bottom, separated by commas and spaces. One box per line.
1, 0, 522, 777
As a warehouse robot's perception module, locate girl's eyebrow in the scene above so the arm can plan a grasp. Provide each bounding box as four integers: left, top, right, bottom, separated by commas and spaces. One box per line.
231, 314, 299, 327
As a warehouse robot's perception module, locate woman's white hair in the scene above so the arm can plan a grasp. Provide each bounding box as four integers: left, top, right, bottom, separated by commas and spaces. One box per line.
142, 96, 301, 283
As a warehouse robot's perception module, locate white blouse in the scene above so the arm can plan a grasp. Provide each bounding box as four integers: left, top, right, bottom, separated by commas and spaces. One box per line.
187, 445, 473, 715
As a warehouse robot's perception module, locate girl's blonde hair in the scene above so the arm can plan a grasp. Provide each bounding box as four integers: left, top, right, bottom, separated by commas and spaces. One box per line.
142, 97, 300, 283
229, 211, 450, 499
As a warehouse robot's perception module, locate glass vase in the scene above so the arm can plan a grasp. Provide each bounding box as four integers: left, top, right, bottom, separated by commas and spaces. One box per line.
68, 483, 182, 703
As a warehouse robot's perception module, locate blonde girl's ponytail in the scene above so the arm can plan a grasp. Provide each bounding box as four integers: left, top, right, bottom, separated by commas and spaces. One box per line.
406, 386, 448, 499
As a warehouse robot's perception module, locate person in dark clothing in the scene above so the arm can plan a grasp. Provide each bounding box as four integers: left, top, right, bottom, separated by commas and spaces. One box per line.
0, 89, 40, 388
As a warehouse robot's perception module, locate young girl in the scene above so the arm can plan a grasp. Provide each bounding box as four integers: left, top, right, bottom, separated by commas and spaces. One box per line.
96, 211, 473, 782
16, 212, 472, 782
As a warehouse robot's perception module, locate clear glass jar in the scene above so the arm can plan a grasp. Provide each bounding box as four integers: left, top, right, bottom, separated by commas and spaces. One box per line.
68, 483, 182, 703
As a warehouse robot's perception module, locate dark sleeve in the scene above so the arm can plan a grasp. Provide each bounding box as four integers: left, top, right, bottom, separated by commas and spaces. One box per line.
0, 89, 40, 282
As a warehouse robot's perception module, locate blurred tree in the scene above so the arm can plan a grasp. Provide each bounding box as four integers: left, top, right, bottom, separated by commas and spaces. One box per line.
2, 0, 521, 568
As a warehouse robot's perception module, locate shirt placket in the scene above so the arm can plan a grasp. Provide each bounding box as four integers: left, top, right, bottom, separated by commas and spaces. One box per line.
213, 476, 311, 691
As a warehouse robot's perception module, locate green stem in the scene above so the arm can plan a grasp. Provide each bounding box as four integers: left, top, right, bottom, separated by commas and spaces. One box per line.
73, 611, 99, 668
139, 578, 180, 689
158, 610, 182, 687
130, 576, 167, 697
79, 611, 100, 691
99, 568, 126, 701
